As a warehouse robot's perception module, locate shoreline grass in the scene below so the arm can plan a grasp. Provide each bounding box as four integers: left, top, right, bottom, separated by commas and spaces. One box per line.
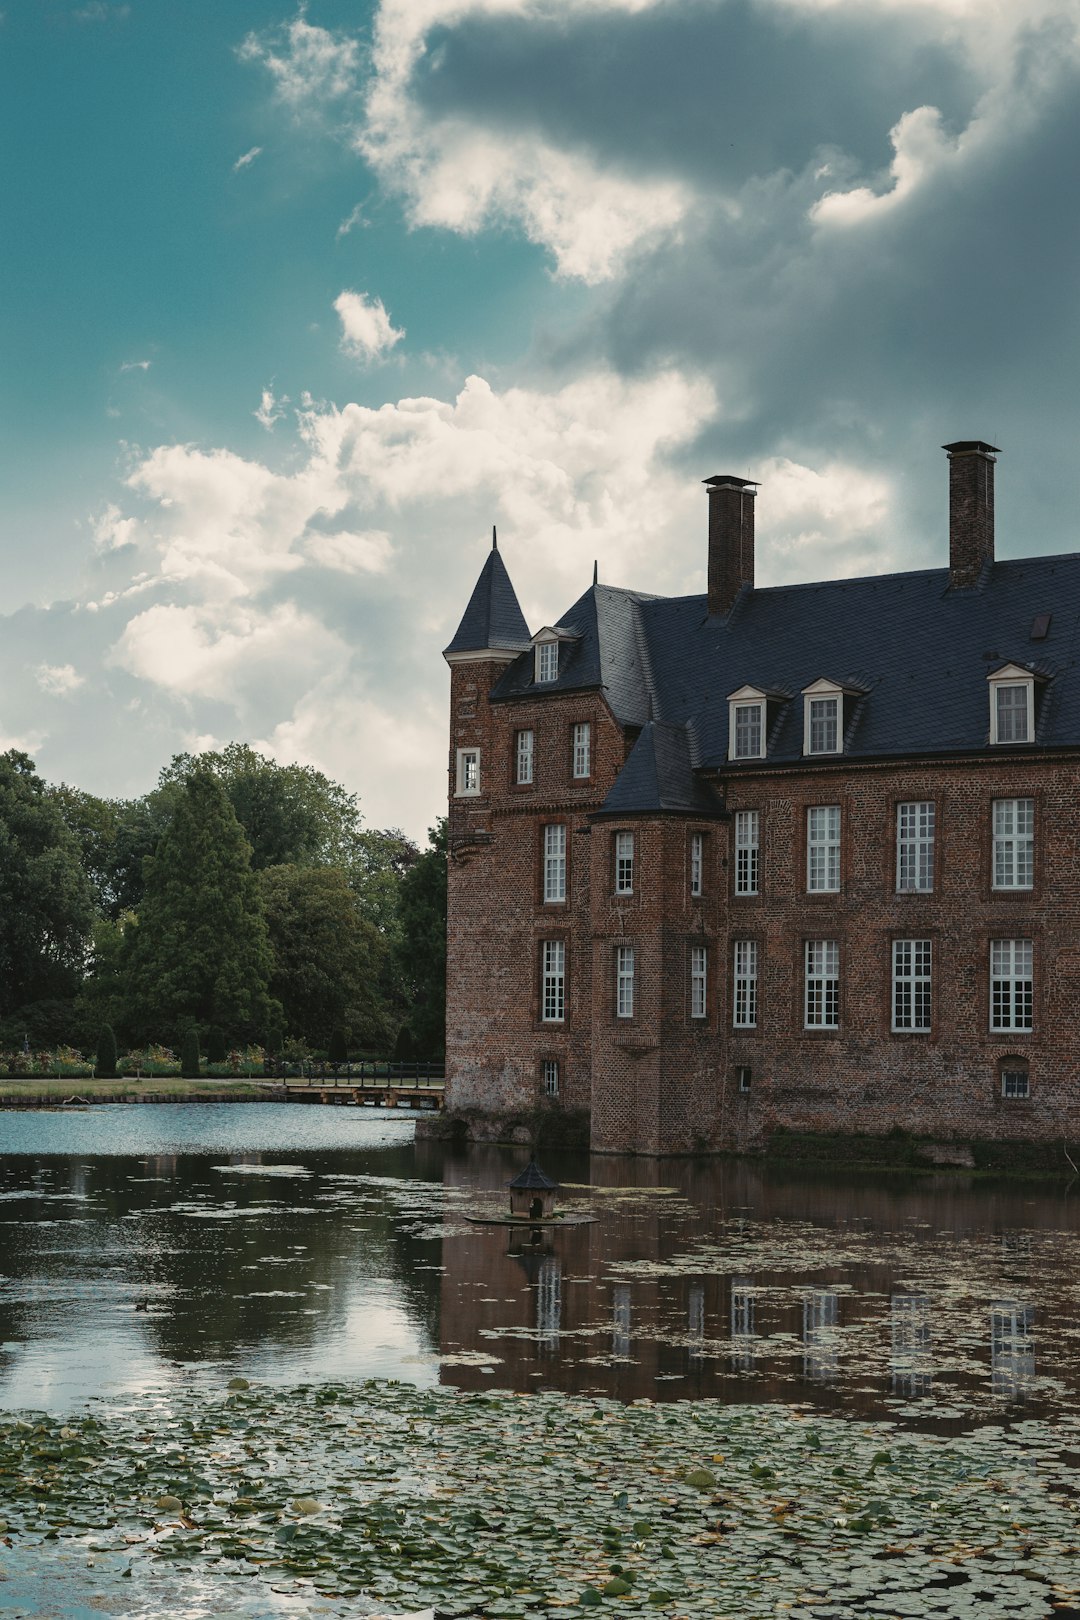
0, 1075, 279, 1102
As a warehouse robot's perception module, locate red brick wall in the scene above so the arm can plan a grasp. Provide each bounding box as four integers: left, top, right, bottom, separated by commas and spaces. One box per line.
446, 652, 1080, 1153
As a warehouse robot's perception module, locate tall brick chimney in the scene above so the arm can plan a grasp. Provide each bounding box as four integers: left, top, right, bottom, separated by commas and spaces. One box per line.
704, 474, 758, 616
944, 440, 1000, 589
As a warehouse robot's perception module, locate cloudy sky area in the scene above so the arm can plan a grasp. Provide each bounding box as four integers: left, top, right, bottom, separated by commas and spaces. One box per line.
3, 0, 1079, 837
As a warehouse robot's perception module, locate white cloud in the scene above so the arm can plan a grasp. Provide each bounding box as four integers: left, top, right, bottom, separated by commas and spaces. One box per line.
237, 16, 361, 108
359, 1, 690, 282
754, 457, 893, 581
35, 664, 85, 697
304, 529, 394, 574
336, 201, 368, 238
254, 385, 288, 431
812, 106, 954, 226
233, 145, 263, 171
334, 290, 405, 363
111, 600, 338, 707
92, 503, 139, 552
120, 358, 151, 373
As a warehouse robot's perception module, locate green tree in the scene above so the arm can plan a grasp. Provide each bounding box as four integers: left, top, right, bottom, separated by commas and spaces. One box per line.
395, 820, 447, 1060
96, 1025, 118, 1080
259, 863, 394, 1050
0, 751, 96, 1019
157, 744, 364, 871
122, 770, 277, 1043
48, 785, 122, 917
207, 1025, 227, 1064
180, 1029, 201, 1079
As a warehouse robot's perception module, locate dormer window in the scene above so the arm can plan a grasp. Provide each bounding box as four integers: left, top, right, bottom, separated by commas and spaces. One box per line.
988, 665, 1036, 745
727, 686, 768, 761
537, 641, 559, 683
802, 679, 847, 756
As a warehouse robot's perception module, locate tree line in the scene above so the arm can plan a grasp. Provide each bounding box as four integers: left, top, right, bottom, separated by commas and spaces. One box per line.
0, 744, 446, 1063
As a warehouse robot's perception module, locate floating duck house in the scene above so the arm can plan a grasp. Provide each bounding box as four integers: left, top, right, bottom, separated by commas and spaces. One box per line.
508, 1160, 558, 1221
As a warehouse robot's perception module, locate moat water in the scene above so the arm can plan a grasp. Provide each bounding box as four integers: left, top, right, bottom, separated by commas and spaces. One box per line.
2, 1104, 1077, 1426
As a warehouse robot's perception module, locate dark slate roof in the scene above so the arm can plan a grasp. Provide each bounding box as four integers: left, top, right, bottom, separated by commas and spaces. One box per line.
444, 547, 531, 656
596, 721, 727, 818
637, 557, 1080, 765
488, 555, 1080, 767
490, 582, 657, 722
508, 1159, 558, 1191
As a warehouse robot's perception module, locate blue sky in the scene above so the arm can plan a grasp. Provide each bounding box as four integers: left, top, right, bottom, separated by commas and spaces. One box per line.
2, 0, 1079, 837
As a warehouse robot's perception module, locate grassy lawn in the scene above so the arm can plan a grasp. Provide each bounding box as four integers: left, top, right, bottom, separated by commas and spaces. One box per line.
0, 1075, 278, 1101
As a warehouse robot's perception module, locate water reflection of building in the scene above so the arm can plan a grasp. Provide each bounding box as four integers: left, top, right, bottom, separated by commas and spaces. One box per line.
802, 1289, 839, 1382
890, 1293, 932, 1397
612, 1285, 632, 1359
730, 1278, 756, 1372
687, 1285, 705, 1363
991, 1301, 1035, 1398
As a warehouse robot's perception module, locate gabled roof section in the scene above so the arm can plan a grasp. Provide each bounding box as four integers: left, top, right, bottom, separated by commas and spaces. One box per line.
444, 544, 531, 658
490, 582, 658, 722
595, 721, 726, 819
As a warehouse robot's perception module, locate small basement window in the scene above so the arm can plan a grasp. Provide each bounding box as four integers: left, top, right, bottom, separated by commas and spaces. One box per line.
1000, 1066, 1030, 1100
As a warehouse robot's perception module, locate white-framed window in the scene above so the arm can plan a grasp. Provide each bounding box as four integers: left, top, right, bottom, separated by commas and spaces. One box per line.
988, 666, 1035, 745
807, 805, 840, 893
802, 681, 844, 756
616, 945, 635, 1019
455, 747, 480, 796
990, 939, 1033, 1032
541, 940, 565, 1023
734, 809, 759, 896
805, 940, 839, 1030
733, 939, 758, 1028
1001, 1067, 1029, 1099
896, 801, 935, 892
543, 823, 567, 903
536, 640, 559, 684
690, 944, 707, 1020
515, 729, 534, 785
736, 1066, 752, 1094
614, 831, 634, 895
690, 832, 704, 897
892, 939, 932, 1033
728, 686, 769, 762
543, 1058, 560, 1097
993, 798, 1034, 890
572, 722, 591, 779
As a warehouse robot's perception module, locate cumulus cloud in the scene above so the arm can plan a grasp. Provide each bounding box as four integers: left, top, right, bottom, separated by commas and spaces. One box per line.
58, 364, 719, 832
35, 664, 85, 697
334, 290, 405, 363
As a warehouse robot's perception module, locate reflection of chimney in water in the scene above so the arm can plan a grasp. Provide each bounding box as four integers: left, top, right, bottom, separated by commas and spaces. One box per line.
612, 1285, 632, 1359
536, 1256, 562, 1355
687, 1285, 705, 1363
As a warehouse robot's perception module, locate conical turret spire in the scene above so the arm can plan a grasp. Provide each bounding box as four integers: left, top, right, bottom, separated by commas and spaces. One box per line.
444, 537, 531, 658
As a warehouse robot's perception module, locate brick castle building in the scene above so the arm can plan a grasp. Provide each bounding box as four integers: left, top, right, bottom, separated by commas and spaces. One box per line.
442, 442, 1080, 1156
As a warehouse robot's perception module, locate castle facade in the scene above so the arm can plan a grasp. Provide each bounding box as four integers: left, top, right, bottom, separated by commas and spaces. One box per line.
443, 443, 1080, 1156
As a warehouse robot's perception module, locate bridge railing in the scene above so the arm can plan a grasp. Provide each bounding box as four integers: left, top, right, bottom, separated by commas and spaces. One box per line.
274, 1059, 445, 1089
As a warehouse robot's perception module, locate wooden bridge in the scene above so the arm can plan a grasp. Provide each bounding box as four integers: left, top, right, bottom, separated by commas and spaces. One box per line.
282, 1061, 445, 1111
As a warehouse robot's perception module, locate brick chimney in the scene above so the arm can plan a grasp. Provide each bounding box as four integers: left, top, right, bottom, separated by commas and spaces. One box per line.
944, 440, 1000, 589
704, 474, 758, 616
